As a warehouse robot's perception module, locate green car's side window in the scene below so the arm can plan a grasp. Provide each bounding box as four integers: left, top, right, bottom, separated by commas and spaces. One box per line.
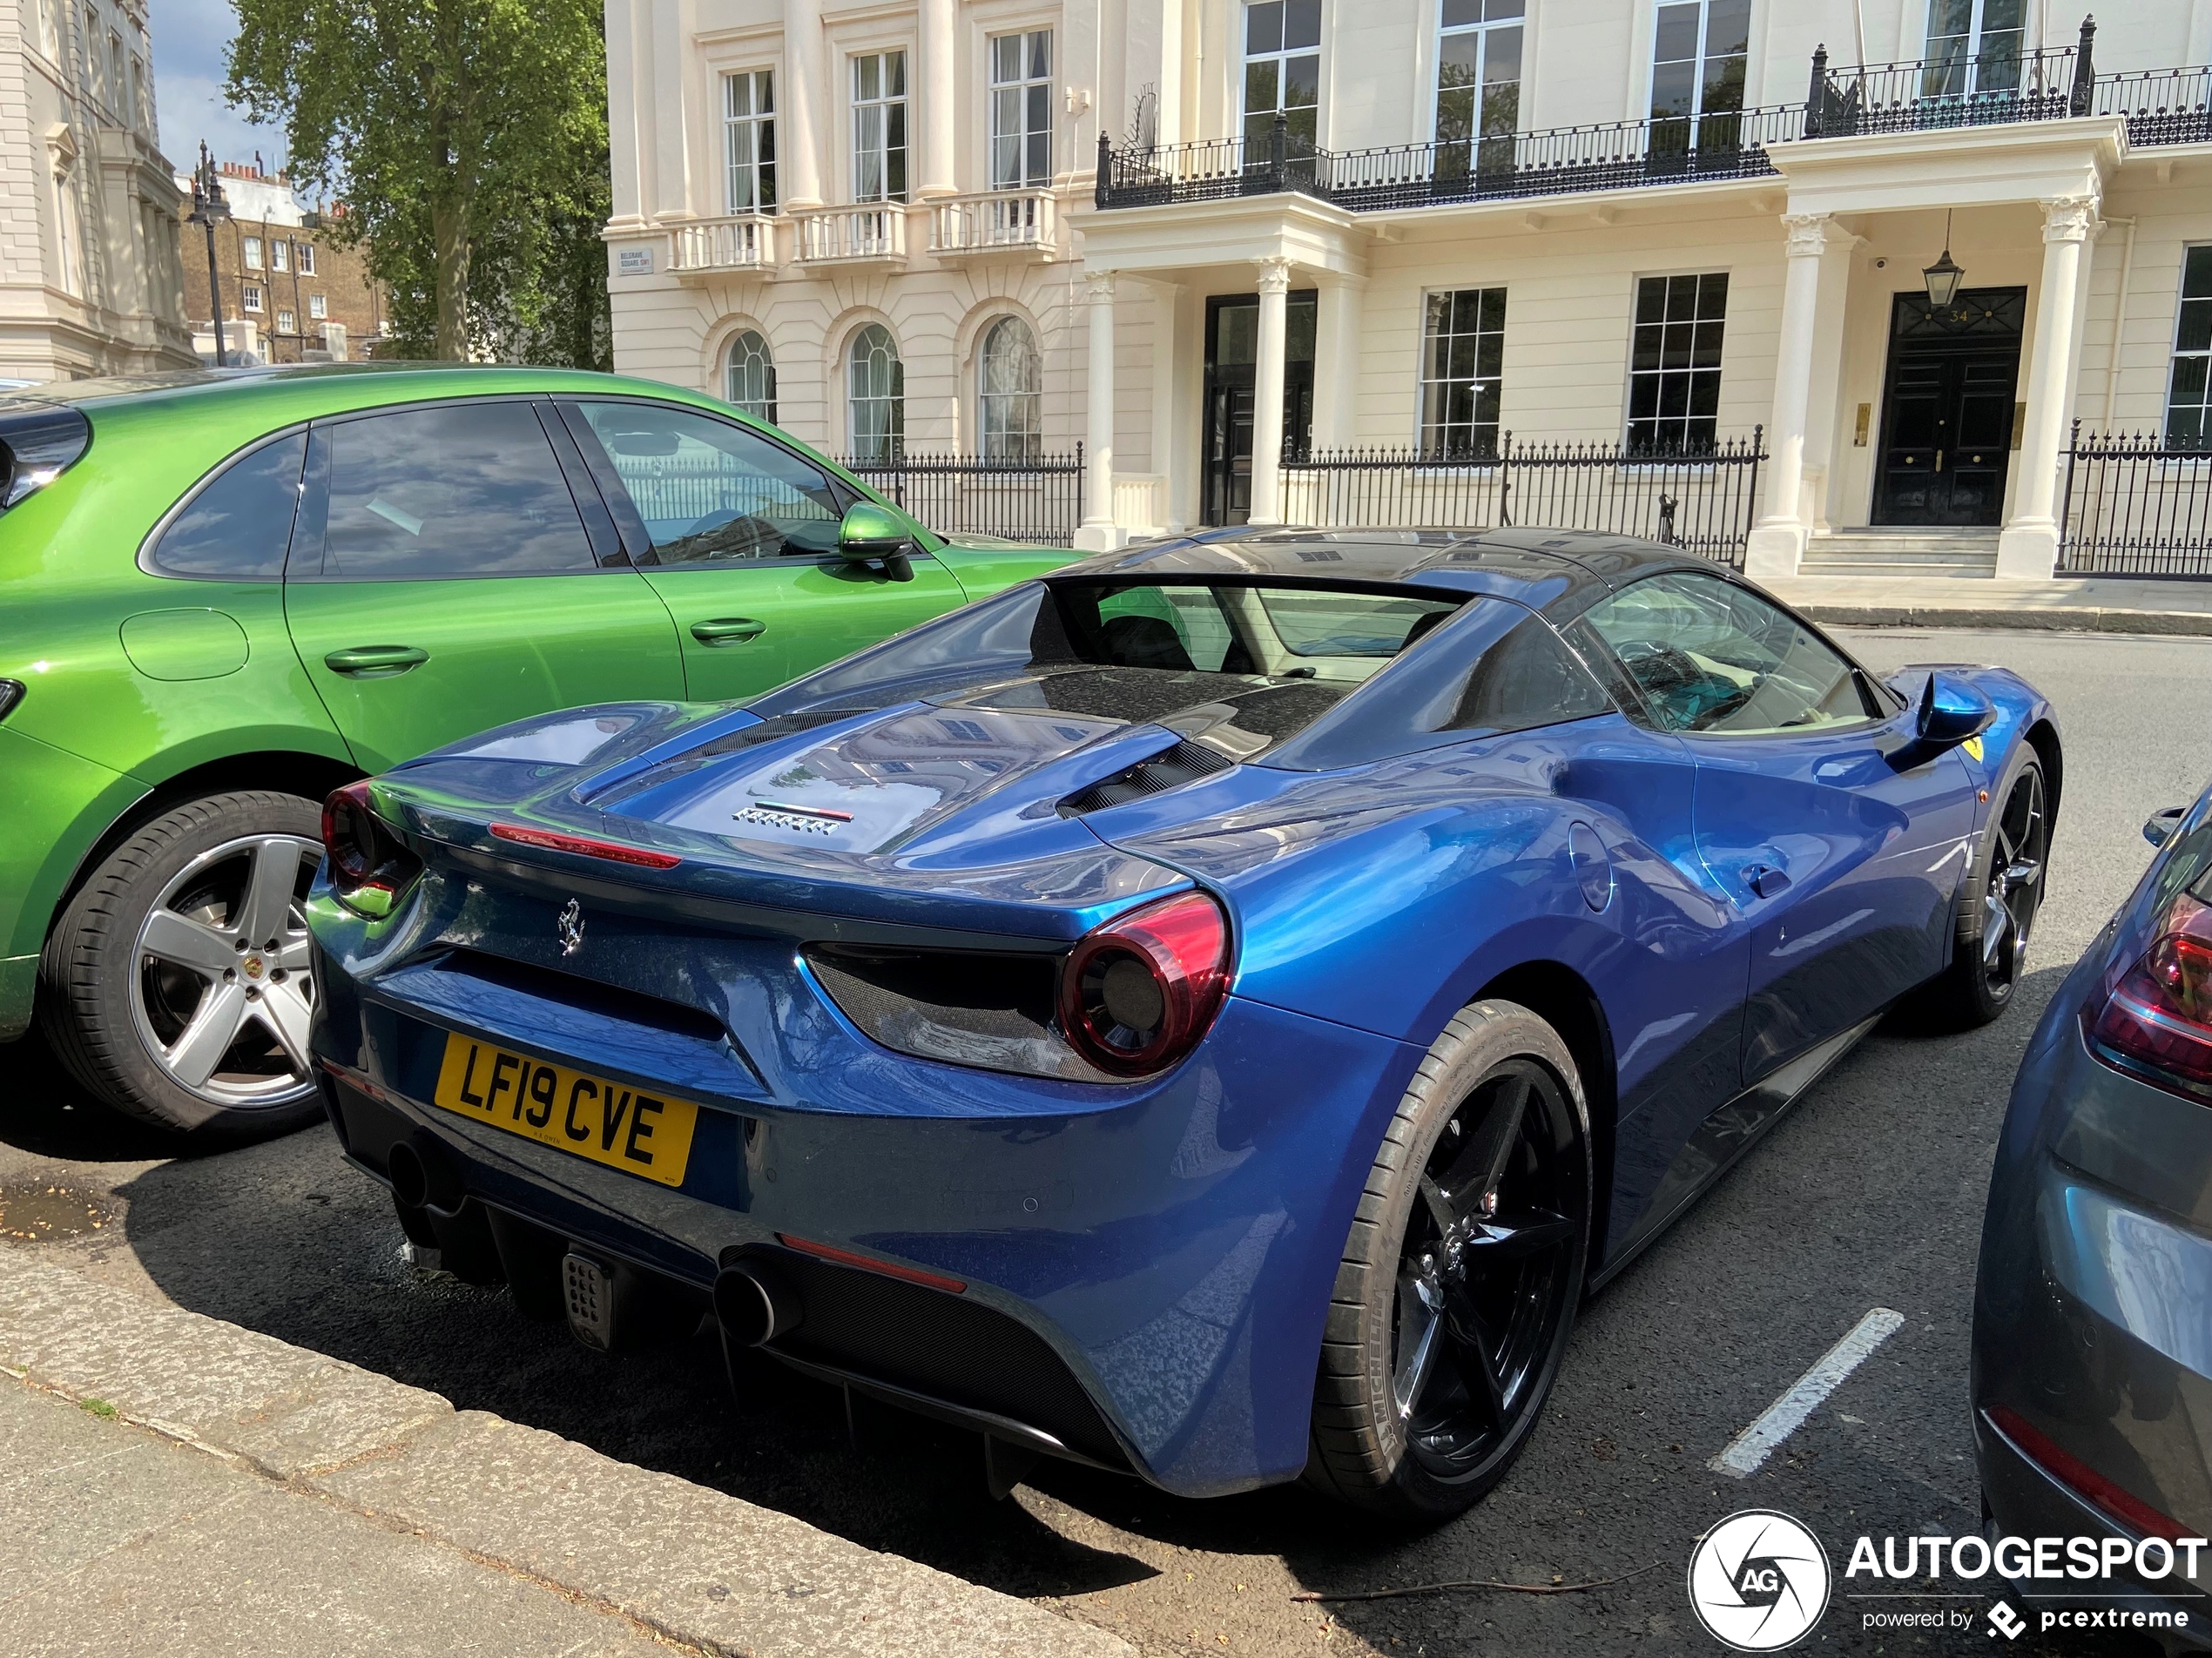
301, 402, 600, 580
568, 401, 846, 564
145, 431, 307, 581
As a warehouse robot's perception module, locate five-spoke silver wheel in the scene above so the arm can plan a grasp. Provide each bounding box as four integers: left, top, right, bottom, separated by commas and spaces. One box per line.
129, 833, 321, 1105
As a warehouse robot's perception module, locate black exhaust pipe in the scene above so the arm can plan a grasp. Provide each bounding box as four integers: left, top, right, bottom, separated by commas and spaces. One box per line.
713, 1259, 801, 1347
386, 1133, 502, 1285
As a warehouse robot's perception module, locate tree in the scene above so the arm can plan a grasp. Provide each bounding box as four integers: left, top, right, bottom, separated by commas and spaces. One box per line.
228, 0, 611, 363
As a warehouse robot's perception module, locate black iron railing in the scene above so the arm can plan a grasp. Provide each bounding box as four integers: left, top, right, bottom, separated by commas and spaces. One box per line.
2092, 64, 2212, 146
1804, 42, 2083, 138
1096, 17, 2204, 214
2059, 424, 2212, 576
1278, 430, 1765, 566
837, 448, 1084, 549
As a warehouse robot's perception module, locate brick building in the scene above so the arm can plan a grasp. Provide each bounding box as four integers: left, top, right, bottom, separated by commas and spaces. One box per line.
174, 161, 388, 363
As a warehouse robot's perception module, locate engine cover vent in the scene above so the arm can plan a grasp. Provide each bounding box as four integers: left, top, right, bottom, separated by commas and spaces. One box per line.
1055, 740, 1232, 819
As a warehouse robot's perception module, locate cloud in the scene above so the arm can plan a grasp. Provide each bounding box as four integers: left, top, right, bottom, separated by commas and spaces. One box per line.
147, 0, 287, 173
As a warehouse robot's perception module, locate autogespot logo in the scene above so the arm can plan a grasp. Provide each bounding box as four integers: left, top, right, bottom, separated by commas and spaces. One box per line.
1689, 1510, 1833, 1652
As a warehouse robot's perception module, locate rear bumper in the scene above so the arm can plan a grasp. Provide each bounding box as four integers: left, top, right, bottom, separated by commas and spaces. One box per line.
310, 929, 1422, 1499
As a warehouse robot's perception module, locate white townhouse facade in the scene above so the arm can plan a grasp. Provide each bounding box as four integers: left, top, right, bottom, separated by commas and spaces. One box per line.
606, 0, 2212, 577
0, 0, 193, 381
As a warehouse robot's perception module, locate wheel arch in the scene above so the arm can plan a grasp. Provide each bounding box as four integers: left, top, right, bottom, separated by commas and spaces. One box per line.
2022, 717, 2062, 826
1469, 958, 1618, 1288
42, 748, 362, 946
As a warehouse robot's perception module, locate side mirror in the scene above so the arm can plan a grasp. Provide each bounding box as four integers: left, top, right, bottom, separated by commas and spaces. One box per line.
1891, 671, 1995, 770
837, 502, 914, 583
1919, 672, 1996, 747
2146, 805, 2189, 848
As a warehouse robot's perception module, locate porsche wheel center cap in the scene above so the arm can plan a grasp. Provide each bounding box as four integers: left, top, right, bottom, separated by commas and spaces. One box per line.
242, 954, 266, 981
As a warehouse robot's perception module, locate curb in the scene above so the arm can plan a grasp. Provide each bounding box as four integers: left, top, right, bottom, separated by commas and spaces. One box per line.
0, 1248, 1131, 1658
1789, 602, 2212, 637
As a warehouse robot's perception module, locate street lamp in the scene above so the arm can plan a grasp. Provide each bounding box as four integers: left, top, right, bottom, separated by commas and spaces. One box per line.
185, 142, 232, 367
1923, 209, 1965, 311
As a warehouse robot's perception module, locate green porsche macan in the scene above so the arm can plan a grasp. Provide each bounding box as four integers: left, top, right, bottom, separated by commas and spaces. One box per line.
0, 364, 1069, 1138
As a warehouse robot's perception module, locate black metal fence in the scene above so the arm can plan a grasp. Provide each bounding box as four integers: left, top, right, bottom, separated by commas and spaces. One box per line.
2060, 425, 2212, 576
1278, 431, 1765, 566
835, 449, 1084, 548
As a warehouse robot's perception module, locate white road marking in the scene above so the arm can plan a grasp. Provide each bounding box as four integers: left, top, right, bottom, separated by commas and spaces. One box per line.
1710, 1307, 1906, 1478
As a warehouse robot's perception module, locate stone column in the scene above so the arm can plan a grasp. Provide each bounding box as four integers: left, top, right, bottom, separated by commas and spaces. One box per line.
1310, 272, 1366, 453
1743, 212, 1833, 579
1076, 270, 1121, 551
782, 0, 826, 211
1248, 257, 1292, 526
1999, 196, 2098, 580
2000, 196, 2096, 579
918, 0, 957, 199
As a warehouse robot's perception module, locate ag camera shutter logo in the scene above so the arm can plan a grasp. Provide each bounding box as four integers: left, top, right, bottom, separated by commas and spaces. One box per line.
1689, 1510, 1832, 1651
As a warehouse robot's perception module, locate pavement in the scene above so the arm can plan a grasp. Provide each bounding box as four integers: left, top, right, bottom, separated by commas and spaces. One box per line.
1762, 570, 2212, 634
2, 624, 2209, 1658
0, 1240, 1129, 1656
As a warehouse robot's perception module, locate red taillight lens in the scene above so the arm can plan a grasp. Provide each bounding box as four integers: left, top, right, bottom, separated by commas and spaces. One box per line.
2089, 894, 2212, 1097
489, 822, 681, 869
320, 780, 421, 920
1986, 1405, 2190, 1540
1057, 891, 1231, 1077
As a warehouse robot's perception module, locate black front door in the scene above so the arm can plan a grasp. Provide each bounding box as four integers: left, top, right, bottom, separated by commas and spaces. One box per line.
1872, 288, 2025, 528
1201, 291, 1316, 526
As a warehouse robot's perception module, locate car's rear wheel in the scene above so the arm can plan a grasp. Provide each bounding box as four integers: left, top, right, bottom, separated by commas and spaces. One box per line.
39, 792, 327, 1140
1306, 1000, 1591, 1522
1919, 754, 2048, 1031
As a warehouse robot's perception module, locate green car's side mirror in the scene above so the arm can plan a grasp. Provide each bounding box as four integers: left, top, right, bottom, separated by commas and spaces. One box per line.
837, 502, 914, 583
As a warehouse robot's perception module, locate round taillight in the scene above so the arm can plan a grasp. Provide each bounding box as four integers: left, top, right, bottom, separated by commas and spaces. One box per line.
320, 780, 420, 919
1058, 891, 1231, 1077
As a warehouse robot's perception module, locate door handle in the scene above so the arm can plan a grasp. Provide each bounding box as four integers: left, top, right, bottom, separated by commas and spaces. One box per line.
1935, 449, 1944, 472
324, 644, 429, 675
690, 617, 766, 646
1743, 862, 1792, 900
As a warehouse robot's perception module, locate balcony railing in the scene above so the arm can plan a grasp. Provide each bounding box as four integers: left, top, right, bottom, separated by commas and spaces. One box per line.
928, 189, 1058, 258
1096, 17, 2196, 216
795, 204, 907, 265
670, 214, 777, 276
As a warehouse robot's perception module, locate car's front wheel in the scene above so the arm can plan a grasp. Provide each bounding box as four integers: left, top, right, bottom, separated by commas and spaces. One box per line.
1306, 999, 1591, 1522
39, 791, 327, 1139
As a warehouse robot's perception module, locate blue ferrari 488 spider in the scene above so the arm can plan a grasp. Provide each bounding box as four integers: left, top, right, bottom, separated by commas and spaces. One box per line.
307, 529, 2059, 1521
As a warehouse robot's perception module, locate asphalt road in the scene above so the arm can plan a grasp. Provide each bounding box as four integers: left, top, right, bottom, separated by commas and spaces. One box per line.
4, 626, 2209, 1658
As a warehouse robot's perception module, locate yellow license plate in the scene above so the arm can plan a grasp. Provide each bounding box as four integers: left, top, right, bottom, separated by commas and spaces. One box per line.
431, 1035, 699, 1188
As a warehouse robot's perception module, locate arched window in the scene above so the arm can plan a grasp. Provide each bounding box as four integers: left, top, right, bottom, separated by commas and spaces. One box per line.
977, 315, 1042, 461
846, 323, 904, 462
725, 329, 777, 422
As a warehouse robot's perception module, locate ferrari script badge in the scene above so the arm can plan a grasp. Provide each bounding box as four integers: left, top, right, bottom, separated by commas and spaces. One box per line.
556, 899, 585, 957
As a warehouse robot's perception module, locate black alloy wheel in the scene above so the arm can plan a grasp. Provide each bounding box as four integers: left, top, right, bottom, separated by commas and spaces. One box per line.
1393, 1057, 1583, 1481
1307, 1000, 1591, 1521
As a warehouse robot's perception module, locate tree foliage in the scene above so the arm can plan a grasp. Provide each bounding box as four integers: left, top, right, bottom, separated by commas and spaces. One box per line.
227, 0, 611, 365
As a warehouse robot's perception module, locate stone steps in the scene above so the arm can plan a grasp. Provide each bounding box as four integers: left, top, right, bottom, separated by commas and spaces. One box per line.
1800, 530, 2000, 579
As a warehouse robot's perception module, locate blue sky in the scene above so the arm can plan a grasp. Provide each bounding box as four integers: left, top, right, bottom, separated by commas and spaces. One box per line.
148, 0, 287, 175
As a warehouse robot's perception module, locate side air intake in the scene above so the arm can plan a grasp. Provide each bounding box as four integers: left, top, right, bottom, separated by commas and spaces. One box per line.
1056, 740, 1232, 819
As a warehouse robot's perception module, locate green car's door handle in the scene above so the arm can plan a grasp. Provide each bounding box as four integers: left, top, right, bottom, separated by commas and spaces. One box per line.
690, 617, 766, 646
324, 644, 430, 675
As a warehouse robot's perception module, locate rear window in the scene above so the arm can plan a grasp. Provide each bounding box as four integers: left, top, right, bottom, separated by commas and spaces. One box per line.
145, 431, 307, 580
751, 578, 1615, 769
